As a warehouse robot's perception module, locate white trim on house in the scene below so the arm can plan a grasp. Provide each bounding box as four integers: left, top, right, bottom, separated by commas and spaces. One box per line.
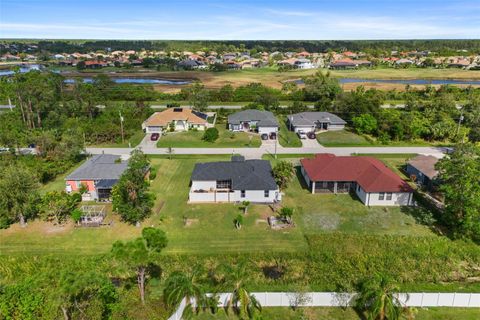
301, 166, 413, 206
189, 180, 281, 203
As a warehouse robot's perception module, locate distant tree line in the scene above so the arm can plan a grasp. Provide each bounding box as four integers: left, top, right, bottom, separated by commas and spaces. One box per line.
2, 39, 480, 55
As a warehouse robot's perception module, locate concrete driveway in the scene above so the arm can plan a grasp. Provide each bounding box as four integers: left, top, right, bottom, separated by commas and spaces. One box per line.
301, 138, 321, 148
137, 133, 159, 149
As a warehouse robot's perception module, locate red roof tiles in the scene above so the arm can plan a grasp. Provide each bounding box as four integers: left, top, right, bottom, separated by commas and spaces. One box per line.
301, 154, 412, 193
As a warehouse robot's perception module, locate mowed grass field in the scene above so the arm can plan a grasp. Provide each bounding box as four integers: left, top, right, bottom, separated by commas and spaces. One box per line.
191, 307, 480, 320
316, 130, 443, 147
1, 154, 432, 256
278, 116, 302, 147
157, 124, 261, 148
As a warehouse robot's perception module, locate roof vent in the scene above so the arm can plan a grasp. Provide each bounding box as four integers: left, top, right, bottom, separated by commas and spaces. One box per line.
231, 155, 245, 162
173, 108, 183, 112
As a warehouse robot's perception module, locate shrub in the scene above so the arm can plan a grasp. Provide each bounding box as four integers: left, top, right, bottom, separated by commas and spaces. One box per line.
202, 128, 219, 142
71, 208, 82, 223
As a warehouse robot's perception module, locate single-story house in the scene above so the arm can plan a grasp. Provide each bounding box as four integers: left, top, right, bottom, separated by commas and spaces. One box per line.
189, 156, 281, 203
287, 112, 346, 132
142, 107, 208, 133
301, 154, 414, 206
406, 155, 439, 190
227, 110, 279, 135
65, 154, 128, 201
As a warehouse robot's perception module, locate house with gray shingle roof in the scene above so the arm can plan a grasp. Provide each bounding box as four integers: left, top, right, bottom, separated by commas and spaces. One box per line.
287, 112, 346, 133
227, 109, 279, 135
65, 154, 128, 201
406, 155, 439, 190
189, 156, 281, 203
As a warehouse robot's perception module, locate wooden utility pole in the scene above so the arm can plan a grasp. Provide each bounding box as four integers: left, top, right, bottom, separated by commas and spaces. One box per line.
119, 111, 125, 143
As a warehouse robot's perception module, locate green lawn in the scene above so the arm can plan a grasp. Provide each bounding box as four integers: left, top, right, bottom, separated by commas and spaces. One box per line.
278, 116, 302, 147
317, 130, 372, 147
157, 124, 261, 148
1, 154, 428, 256
316, 130, 442, 147
191, 307, 480, 320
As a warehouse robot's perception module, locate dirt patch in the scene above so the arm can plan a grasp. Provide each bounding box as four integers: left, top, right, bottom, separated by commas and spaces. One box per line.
184, 218, 199, 227
255, 219, 267, 225
44, 223, 73, 234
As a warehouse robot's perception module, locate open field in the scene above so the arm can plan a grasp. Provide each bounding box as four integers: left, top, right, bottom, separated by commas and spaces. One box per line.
61, 67, 480, 92
316, 130, 447, 147
156, 124, 261, 148
191, 307, 480, 320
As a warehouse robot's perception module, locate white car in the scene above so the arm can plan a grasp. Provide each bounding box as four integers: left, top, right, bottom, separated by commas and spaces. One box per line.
297, 130, 307, 139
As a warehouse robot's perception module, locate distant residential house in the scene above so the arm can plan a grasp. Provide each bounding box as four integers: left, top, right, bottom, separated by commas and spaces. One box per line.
295, 51, 311, 58
222, 53, 237, 62
287, 112, 346, 132
395, 58, 414, 65
65, 154, 128, 201
189, 156, 281, 203
301, 154, 414, 206
142, 107, 208, 133
329, 58, 371, 69
84, 60, 108, 69
329, 59, 357, 69
227, 109, 279, 135
406, 155, 439, 190
294, 58, 315, 69
176, 59, 207, 70
447, 58, 470, 68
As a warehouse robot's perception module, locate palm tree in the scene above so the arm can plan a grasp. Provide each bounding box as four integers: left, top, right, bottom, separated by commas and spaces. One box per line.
163, 267, 206, 319
355, 273, 405, 320
220, 260, 261, 319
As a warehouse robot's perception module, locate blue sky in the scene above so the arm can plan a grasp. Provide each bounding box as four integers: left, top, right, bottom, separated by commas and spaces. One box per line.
1, 0, 479, 40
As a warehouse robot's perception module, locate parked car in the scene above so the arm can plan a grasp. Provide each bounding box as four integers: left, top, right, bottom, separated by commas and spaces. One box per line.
261, 133, 269, 140
297, 130, 307, 139
150, 133, 160, 141
307, 132, 316, 139
269, 132, 277, 140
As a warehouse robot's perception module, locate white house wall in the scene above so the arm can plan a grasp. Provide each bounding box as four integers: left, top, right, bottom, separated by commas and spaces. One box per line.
191, 180, 216, 191
365, 192, 413, 206
293, 125, 315, 133
328, 124, 345, 131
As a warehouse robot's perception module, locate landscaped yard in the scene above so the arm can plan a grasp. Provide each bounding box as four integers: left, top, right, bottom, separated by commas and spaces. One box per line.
156, 124, 261, 148
278, 116, 302, 147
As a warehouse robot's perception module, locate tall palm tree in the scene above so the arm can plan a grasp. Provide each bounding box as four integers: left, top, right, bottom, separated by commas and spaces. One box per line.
355, 273, 405, 320
163, 267, 206, 319
220, 260, 261, 319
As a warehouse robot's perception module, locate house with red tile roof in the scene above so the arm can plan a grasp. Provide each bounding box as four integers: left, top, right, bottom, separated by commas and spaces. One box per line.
300, 154, 414, 206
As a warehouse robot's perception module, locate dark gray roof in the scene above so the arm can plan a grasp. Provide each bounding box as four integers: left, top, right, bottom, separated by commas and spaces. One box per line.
228, 110, 279, 127
96, 179, 119, 189
191, 159, 278, 190
66, 154, 128, 181
407, 155, 439, 180
287, 112, 346, 126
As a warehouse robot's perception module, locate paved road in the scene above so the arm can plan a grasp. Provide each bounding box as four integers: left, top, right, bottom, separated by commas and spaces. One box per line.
86, 144, 447, 159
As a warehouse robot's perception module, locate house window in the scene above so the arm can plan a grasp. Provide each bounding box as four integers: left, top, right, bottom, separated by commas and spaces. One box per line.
264, 190, 269, 198
216, 180, 231, 189
386, 192, 393, 200
356, 184, 360, 192
378, 192, 385, 200
241, 190, 246, 198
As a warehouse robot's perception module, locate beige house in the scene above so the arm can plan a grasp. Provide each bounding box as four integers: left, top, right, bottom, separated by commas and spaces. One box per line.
142, 108, 209, 133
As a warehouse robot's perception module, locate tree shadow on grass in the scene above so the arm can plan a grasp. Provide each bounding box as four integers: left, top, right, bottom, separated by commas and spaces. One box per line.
400, 205, 450, 238
295, 166, 310, 191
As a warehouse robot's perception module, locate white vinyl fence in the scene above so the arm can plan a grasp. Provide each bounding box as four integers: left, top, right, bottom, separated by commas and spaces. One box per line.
168, 292, 480, 320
